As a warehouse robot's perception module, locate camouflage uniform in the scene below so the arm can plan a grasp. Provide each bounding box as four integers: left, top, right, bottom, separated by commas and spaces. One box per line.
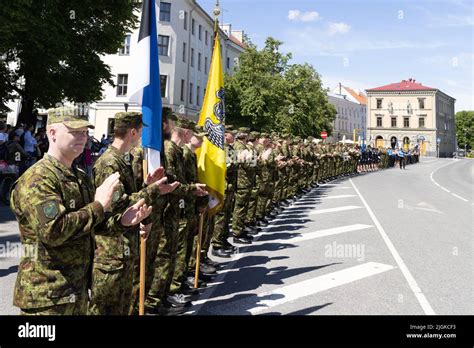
232, 128, 255, 237
11, 107, 99, 315
89, 112, 159, 316
245, 132, 260, 226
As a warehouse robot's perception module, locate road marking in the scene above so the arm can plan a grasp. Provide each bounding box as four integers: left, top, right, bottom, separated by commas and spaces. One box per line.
201, 262, 394, 315
429, 160, 470, 202
324, 194, 356, 199
309, 206, 362, 215
452, 193, 468, 202
349, 179, 436, 315
251, 224, 373, 245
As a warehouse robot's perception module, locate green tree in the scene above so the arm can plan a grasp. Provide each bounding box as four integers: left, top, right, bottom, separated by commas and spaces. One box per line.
455, 110, 474, 152
0, 0, 139, 125
225, 37, 336, 137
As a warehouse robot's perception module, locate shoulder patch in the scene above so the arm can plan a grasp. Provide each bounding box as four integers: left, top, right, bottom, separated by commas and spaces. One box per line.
37, 200, 60, 223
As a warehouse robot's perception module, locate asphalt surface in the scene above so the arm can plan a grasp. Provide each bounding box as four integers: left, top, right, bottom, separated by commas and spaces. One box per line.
0, 157, 472, 315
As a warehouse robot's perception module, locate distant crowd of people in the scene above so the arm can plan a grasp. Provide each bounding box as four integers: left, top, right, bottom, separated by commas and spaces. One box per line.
356, 144, 420, 173
0, 122, 114, 177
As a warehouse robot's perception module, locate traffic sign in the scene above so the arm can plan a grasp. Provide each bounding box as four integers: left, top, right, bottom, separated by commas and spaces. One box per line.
321, 131, 327, 139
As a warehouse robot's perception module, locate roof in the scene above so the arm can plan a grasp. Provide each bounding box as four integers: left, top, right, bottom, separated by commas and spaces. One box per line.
344, 86, 367, 105
366, 78, 436, 92
229, 34, 246, 49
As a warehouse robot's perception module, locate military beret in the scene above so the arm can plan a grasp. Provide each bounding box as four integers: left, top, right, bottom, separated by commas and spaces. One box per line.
47, 106, 94, 129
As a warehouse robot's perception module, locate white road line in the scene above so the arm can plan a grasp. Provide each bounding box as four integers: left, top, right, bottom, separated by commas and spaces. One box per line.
429, 160, 470, 202
331, 187, 351, 189
232, 262, 394, 315
452, 193, 469, 202
324, 194, 356, 199
251, 224, 373, 245
309, 206, 362, 215
349, 179, 436, 315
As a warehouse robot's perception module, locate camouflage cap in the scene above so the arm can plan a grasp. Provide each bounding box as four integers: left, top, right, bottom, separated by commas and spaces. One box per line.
238, 127, 251, 134
114, 112, 147, 129
47, 106, 94, 129
162, 107, 178, 122
307, 136, 314, 141
225, 124, 234, 131
249, 131, 260, 138
175, 116, 191, 129
260, 132, 269, 138
193, 125, 208, 138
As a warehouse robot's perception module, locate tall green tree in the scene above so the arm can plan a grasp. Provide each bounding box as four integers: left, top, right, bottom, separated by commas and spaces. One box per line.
225, 37, 336, 137
455, 110, 474, 152
0, 0, 139, 125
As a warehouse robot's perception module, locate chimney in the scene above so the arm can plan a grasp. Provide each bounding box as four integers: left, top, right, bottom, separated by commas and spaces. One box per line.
339, 82, 342, 95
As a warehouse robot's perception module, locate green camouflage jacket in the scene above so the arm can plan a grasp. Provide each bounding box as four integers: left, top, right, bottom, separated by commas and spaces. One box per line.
10, 154, 105, 309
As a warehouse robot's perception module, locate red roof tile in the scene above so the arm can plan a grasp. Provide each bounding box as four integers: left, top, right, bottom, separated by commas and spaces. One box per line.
344, 86, 367, 105
367, 78, 436, 91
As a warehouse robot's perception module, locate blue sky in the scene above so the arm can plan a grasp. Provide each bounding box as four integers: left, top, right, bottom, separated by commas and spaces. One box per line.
199, 0, 473, 111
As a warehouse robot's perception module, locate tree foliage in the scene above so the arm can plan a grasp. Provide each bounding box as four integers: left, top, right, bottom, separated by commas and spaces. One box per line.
0, 0, 139, 125
225, 37, 336, 137
455, 110, 474, 151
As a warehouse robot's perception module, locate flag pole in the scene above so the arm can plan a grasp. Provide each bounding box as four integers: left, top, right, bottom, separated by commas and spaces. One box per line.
194, 209, 206, 288
139, 149, 148, 315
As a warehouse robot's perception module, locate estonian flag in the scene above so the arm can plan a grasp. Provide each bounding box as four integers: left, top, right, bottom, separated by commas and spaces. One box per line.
129, 0, 162, 171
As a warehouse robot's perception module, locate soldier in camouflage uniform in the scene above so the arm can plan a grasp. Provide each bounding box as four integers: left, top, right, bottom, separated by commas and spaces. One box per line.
212, 126, 238, 257
255, 133, 276, 226
10, 106, 150, 315
245, 131, 261, 233
232, 127, 255, 244
147, 111, 207, 315
89, 112, 177, 316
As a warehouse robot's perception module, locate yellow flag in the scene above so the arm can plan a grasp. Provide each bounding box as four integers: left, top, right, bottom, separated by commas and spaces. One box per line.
196, 30, 226, 216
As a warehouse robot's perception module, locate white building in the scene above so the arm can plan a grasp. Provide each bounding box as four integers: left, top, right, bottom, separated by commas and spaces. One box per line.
91, 0, 246, 139
327, 84, 367, 143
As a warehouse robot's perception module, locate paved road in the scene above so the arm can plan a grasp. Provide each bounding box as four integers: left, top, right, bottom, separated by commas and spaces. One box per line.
187, 157, 473, 315
0, 157, 472, 315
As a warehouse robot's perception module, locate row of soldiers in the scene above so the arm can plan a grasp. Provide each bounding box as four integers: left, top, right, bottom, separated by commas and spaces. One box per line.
11, 105, 383, 316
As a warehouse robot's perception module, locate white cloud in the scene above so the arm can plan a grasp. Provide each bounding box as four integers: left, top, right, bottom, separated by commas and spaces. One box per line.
288, 10, 321, 22
328, 22, 351, 36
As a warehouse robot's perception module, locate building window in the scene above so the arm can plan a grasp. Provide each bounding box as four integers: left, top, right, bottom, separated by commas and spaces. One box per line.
119, 35, 131, 55
226, 57, 230, 69
190, 48, 194, 67
116, 74, 128, 96
182, 42, 186, 62
376, 117, 382, 127
189, 83, 193, 104
192, 18, 195, 35
376, 99, 383, 109
180, 79, 185, 102
391, 117, 397, 128
160, 75, 167, 97
159, 2, 171, 22
198, 52, 201, 71
198, 25, 202, 40
183, 11, 187, 30
418, 98, 425, 109
204, 57, 208, 74
419, 117, 425, 128
403, 117, 410, 128
158, 35, 170, 56
197, 85, 200, 106
205, 30, 209, 45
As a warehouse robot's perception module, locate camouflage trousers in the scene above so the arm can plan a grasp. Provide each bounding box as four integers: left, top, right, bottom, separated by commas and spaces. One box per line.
145, 213, 181, 309
212, 189, 235, 248
245, 185, 259, 225
256, 182, 273, 220
143, 222, 164, 303
88, 257, 136, 315
170, 216, 198, 294
232, 188, 251, 237
21, 290, 88, 315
